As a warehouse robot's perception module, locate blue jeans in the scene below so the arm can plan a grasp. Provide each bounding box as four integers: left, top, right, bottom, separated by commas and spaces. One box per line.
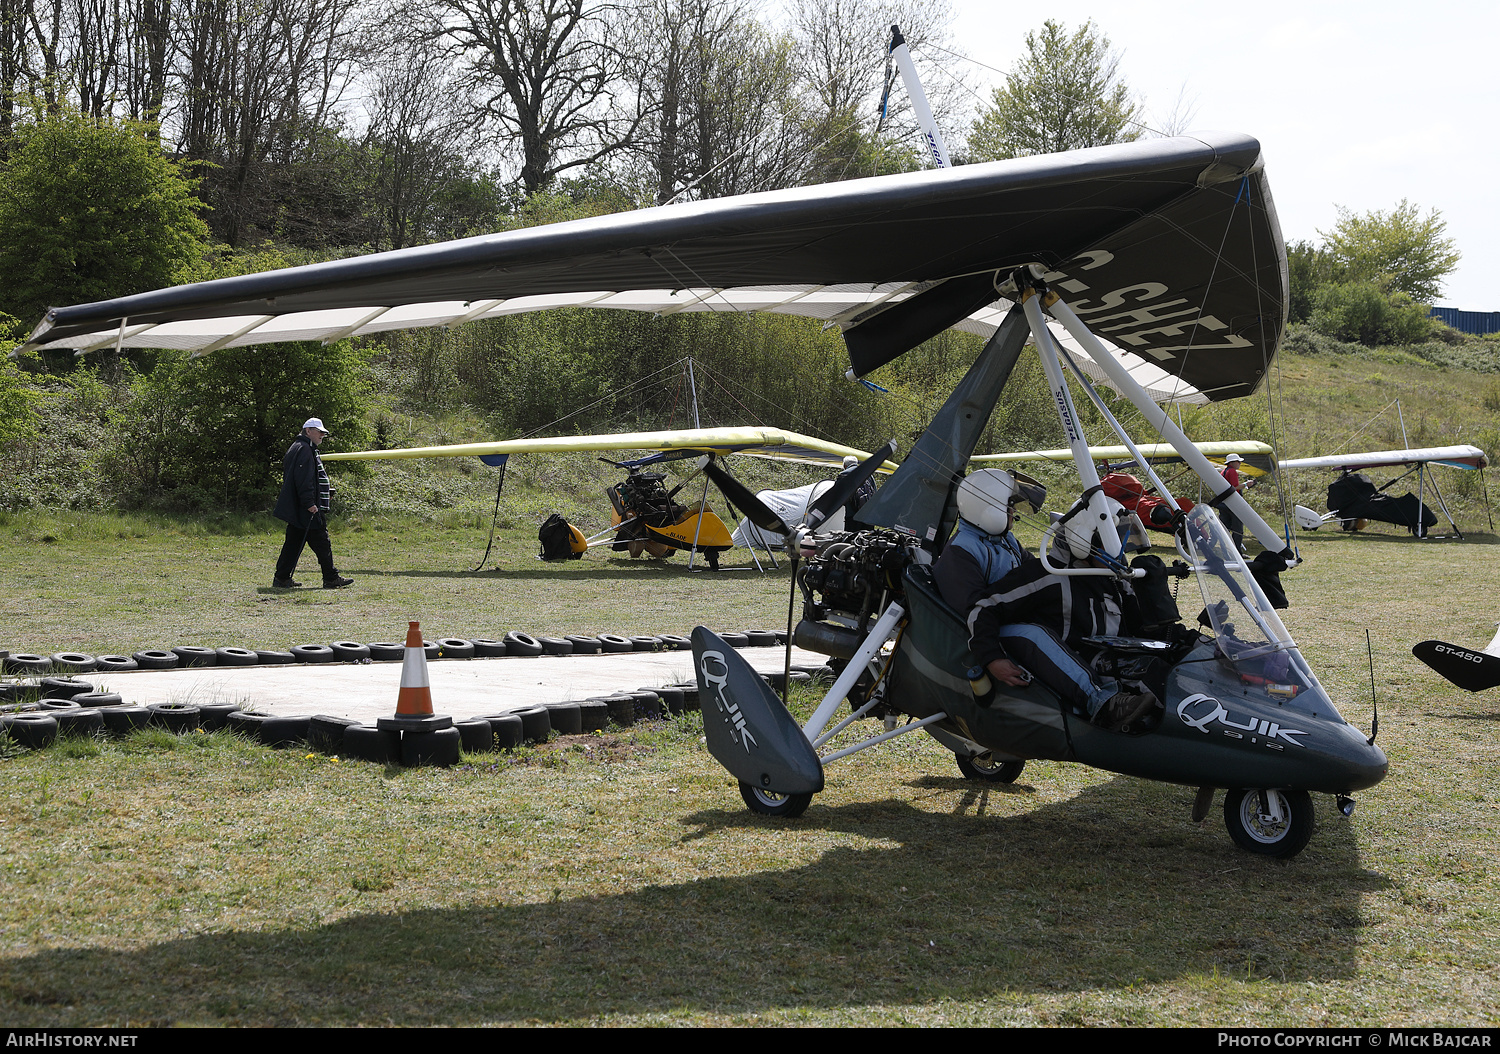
992, 623, 1116, 716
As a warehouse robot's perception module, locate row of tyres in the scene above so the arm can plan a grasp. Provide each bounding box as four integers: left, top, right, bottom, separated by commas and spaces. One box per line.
0, 630, 786, 674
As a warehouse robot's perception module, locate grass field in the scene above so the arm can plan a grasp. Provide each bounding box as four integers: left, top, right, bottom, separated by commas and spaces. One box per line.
1, 511, 1497, 1026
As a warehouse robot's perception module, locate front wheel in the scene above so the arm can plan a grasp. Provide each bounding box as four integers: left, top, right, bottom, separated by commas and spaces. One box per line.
1223, 788, 1314, 858
739, 781, 813, 818
955, 752, 1025, 783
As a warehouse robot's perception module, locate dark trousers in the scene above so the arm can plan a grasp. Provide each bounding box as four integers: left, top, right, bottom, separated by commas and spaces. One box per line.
276, 516, 337, 580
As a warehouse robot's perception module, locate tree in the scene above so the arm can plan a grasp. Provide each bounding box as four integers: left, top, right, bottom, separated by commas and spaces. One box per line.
0, 109, 208, 326
1319, 199, 1460, 304
436, 0, 643, 195
967, 19, 1140, 162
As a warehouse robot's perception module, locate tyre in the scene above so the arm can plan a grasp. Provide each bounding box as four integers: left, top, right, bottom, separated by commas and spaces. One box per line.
503, 632, 543, 657
0, 713, 58, 749
308, 715, 359, 754
576, 700, 609, 732
435, 638, 474, 659
720, 632, 749, 649
101, 706, 151, 737
94, 655, 139, 672
38, 698, 80, 710
133, 650, 178, 670
744, 630, 777, 647
538, 636, 573, 656
472, 638, 509, 658
147, 703, 202, 734
604, 694, 636, 727
255, 716, 310, 749
658, 634, 691, 651
402, 727, 461, 767
542, 702, 582, 735
480, 713, 525, 749
564, 635, 601, 655
49, 652, 97, 673
739, 781, 813, 818
55, 708, 105, 738
196, 702, 238, 731
597, 633, 632, 654
365, 642, 404, 662
512, 705, 551, 742
342, 724, 401, 764
629, 691, 662, 720
40, 677, 93, 699
630, 635, 662, 652
4, 654, 52, 675
1223, 788, 1314, 858
71, 692, 123, 708
457, 718, 496, 753
328, 641, 371, 662
290, 644, 335, 663
172, 645, 217, 668
955, 752, 1026, 783
215, 647, 260, 667
254, 649, 296, 665
652, 686, 686, 715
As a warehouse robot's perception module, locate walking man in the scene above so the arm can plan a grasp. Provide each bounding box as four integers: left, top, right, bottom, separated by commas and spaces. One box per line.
273, 417, 353, 589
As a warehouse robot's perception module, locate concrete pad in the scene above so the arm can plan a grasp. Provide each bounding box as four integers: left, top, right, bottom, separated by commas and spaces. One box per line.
73, 646, 830, 725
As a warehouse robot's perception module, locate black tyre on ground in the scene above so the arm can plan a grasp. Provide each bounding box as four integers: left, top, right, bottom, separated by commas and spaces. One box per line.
402, 727, 461, 767
542, 702, 582, 735
147, 703, 202, 733
308, 715, 359, 753
71, 692, 123, 708
472, 638, 509, 658
328, 641, 372, 662
436, 638, 474, 659
658, 634, 691, 651
290, 644, 335, 663
576, 700, 610, 732
365, 643, 404, 662
215, 647, 260, 667
94, 655, 139, 672
456, 719, 496, 752
256, 716, 311, 749
538, 636, 573, 656
955, 753, 1026, 783
739, 781, 813, 818
630, 636, 662, 652
4, 654, 53, 675
172, 646, 217, 668
1223, 787, 1315, 858
101, 706, 152, 737
55, 709, 106, 738
479, 713, 525, 749
49, 652, 97, 673
564, 635, 601, 655
0, 713, 58, 749
196, 702, 239, 731
597, 634, 632, 654
40, 677, 94, 699
255, 650, 296, 665
511, 705, 551, 742
503, 632, 543, 657
343, 725, 401, 764
133, 650, 178, 670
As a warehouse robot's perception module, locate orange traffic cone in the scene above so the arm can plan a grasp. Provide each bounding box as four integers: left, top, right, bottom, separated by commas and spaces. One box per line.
396, 620, 433, 717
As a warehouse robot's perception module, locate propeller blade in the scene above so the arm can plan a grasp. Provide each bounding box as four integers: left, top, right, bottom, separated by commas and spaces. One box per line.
807, 440, 897, 531
703, 459, 788, 536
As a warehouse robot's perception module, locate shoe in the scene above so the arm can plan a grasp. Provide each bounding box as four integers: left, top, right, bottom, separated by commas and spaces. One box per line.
273, 576, 301, 588
322, 575, 354, 589
1097, 690, 1159, 730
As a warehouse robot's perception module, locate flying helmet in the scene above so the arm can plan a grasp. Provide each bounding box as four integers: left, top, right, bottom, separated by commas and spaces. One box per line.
956, 469, 1047, 536
1058, 494, 1150, 563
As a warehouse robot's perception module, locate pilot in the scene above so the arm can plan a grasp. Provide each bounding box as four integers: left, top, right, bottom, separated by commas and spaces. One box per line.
931, 469, 1034, 613
938, 486, 1159, 729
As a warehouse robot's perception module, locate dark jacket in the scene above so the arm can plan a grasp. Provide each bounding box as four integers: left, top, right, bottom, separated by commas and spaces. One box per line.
966, 554, 1140, 669
273, 434, 329, 528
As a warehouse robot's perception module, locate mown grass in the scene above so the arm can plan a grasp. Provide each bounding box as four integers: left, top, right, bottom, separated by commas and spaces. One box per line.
1, 519, 1498, 1026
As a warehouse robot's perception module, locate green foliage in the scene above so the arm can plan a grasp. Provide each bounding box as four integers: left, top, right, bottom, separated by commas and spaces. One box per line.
0, 315, 42, 448
1309, 281, 1437, 347
1319, 199, 1460, 304
967, 19, 1141, 162
98, 341, 370, 511
0, 109, 209, 325
1285, 240, 1342, 325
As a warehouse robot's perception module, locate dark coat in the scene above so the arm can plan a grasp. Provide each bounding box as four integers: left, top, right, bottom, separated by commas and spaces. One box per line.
273, 434, 327, 528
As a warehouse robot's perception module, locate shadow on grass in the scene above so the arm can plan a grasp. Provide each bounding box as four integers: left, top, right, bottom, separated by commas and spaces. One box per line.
0, 777, 1388, 1026
345, 561, 790, 581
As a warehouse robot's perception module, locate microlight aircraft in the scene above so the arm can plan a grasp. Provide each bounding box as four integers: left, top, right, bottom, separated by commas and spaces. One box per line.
319, 425, 895, 571
20, 131, 1389, 857
1283, 446, 1489, 539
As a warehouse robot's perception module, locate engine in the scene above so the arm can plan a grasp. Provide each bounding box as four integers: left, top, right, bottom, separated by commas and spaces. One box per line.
793, 528, 923, 658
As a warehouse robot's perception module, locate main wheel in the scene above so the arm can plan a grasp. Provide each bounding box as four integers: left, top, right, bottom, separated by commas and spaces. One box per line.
739, 781, 813, 818
1223, 788, 1314, 858
956, 752, 1025, 783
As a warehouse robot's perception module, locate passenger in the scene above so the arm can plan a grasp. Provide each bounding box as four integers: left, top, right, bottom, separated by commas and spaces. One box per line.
938, 490, 1159, 729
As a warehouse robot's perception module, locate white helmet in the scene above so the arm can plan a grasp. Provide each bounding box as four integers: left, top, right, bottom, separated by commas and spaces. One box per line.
957, 469, 1017, 536
1059, 495, 1149, 563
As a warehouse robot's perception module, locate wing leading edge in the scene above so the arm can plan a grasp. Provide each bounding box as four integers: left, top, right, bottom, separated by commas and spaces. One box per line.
1279, 446, 1488, 473
21, 133, 1286, 404
319, 426, 899, 473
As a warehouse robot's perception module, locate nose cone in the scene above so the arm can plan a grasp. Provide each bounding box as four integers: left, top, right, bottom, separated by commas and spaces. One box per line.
1335, 725, 1388, 792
